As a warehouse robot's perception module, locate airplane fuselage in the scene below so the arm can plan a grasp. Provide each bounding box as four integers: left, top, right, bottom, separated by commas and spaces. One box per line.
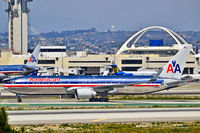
4, 75, 165, 95
0, 65, 28, 75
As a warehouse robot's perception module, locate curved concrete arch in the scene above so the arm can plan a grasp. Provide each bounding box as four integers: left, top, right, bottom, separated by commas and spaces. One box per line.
116, 26, 189, 55
167, 29, 188, 44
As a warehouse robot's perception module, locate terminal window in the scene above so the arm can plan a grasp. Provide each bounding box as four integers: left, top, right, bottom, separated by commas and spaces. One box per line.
40, 49, 66, 52
122, 60, 142, 64
38, 60, 55, 64
24, 60, 55, 64
122, 67, 141, 71
69, 61, 110, 63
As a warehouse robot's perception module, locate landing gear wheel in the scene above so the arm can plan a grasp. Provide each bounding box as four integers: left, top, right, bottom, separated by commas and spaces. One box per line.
17, 98, 22, 103
89, 97, 96, 102
16, 94, 22, 103
89, 97, 109, 102
104, 98, 109, 102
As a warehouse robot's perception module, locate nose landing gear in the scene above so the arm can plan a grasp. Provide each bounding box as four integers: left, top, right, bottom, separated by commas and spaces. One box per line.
17, 98, 22, 103
16, 94, 22, 103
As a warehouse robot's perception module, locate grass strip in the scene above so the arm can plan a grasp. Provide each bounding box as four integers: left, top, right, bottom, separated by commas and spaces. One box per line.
13, 121, 200, 133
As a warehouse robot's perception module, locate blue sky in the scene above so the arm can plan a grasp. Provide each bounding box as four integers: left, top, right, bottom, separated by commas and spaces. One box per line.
0, 0, 200, 33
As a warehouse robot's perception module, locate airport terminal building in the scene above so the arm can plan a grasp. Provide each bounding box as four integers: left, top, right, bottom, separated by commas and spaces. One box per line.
0, 26, 199, 75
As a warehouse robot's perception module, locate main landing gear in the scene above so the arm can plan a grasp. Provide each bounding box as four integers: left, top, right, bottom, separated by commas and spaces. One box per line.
89, 97, 109, 102
16, 94, 22, 103
89, 93, 109, 102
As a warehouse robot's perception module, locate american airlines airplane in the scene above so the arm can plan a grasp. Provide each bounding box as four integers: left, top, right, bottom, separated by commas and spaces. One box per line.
4, 45, 191, 102
0, 44, 41, 82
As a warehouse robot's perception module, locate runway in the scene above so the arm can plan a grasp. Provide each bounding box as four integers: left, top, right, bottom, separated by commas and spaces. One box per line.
2, 99, 200, 107
1, 83, 200, 99
2, 83, 200, 125
7, 108, 200, 125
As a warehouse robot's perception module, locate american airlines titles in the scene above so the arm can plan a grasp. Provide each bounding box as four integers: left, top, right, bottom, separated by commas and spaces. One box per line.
29, 77, 61, 82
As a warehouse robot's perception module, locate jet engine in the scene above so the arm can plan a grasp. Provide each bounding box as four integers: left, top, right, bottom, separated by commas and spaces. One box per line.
163, 79, 185, 88
76, 88, 97, 99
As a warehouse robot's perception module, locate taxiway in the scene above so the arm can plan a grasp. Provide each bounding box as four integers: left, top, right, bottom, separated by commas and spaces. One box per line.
8, 108, 200, 125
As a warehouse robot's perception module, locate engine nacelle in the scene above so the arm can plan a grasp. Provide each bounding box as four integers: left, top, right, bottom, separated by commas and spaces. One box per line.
163, 79, 184, 88
76, 88, 97, 99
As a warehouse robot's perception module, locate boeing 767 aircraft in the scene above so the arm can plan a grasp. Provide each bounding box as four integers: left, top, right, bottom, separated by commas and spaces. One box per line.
4, 45, 191, 102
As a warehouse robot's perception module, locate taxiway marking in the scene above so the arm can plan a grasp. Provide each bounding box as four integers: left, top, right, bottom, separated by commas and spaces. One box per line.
91, 118, 106, 122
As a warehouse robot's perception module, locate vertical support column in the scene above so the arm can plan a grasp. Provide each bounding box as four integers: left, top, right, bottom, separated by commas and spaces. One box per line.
21, 0, 29, 55
8, 7, 13, 51
6, 0, 32, 55
13, 0, 22, 54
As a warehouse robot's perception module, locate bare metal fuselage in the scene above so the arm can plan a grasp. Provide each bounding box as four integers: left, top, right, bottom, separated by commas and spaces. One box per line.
4, 75, 165, 96
6, 85, 164, 96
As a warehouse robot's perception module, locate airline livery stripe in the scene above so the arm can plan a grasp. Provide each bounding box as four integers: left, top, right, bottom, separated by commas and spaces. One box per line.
0, 71, 23, 74
134, 84, 160, 87
4, 84, 160, 88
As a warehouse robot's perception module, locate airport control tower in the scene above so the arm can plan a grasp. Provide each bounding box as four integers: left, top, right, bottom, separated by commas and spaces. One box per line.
3, 0, 32, 55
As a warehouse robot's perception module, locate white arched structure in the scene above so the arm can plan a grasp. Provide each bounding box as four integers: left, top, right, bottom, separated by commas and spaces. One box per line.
116, 26, 191, 55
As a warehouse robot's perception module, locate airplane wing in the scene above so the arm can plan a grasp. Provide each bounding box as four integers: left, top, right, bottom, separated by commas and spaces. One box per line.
93, 70, 162, 92
66, 71, 162, 95
23, 66, 40, 71
0, 74, 8, 81
21, 66, 40, 76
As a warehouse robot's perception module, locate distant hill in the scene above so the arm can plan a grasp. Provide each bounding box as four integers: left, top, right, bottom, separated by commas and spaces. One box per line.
1, 29, 200, 54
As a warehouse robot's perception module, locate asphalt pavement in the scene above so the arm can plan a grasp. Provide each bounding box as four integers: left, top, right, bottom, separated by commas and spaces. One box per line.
8, 108, 200, 125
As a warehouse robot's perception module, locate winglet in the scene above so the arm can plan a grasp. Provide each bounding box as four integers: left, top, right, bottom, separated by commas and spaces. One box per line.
111, 64, 120, 73
148, 69, 163, 83
26, 44, 41, 66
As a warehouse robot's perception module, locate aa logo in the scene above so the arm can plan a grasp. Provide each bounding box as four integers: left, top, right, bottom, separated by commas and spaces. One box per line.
29, 55, 37, 63
167, 60, 181, 73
